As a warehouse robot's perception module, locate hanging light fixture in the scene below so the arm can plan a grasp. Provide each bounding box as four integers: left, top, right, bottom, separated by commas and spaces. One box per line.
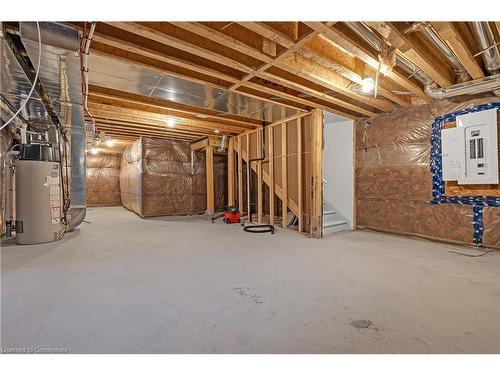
166, 117, 176, 128
361, 77, 375, 93
104, 135, 113, 147
90, 147, 98, 155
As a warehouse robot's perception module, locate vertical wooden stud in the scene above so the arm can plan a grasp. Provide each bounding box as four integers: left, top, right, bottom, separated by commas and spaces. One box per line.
228, 137, 235, 206
257, 129, 263, 223
352, 120, 357, 230
206, 145, 215, 216
268, 126, 275, 225
246, 133, 251, 219
310, 109, 323, 238
281, 122, 288, 229
297, 118, 303, 232
237, 136, 243, 214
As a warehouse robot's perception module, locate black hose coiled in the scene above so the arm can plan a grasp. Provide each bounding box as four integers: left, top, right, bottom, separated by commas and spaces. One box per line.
243, 224, 275, 234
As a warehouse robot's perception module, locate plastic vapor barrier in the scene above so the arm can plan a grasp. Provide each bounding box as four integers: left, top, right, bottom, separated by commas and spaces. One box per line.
86, 153, 122, 206
120, 137, 227, 217
356, 96, 500, 249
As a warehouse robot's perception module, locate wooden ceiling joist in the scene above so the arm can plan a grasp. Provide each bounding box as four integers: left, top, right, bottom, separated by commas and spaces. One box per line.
88, 85, 262, 128
430, 22, 485, 80
96, 125, 197, 141
71, 21, 491, 141
107, 22, 256, 74
304, 22, 429, 101
157, 22, 378, 116
89, 109, 244, 137
94, 118, 215, 138
370, 22, 455, 87
87, 93, 257, 132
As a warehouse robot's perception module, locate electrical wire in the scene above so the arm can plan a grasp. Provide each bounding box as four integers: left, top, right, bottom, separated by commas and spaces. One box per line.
0, 21, 42, 132
449, 249, 499, 257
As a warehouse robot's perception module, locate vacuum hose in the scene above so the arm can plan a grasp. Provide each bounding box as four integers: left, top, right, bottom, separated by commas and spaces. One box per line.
243, 224, 275, 234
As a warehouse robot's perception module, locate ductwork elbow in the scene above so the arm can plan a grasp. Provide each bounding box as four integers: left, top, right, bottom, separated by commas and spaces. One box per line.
424, 83, 446, 100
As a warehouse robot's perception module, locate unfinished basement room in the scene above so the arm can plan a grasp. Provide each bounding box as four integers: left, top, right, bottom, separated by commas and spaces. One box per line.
1, 7, 500, 362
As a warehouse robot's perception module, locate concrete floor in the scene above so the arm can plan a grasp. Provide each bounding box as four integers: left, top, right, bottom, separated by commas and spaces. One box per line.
1, 206, 499, 353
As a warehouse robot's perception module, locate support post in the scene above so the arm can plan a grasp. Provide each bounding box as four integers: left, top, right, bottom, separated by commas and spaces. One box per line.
257, 129, 263, 223
206, 145, 215, 217
297, 118, 303, 232
237, 136, 243, 214
310, 109, 323, 238
268, 126, 275, 225
228, 137, 235, 206
281, 122, 288, 229
246, 133, 251, 219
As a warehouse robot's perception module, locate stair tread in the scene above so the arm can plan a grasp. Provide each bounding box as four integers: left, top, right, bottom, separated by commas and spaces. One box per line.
323, 209, 336, 215
323, 219, 347, 228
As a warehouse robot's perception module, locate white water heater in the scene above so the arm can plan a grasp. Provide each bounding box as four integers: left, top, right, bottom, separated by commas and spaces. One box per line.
15, 144, 64, 245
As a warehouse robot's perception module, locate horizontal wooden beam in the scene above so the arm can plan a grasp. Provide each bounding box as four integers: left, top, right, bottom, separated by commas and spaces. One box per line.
371, 22, 454, 87
94, 118, 211, 138
430, 22, 484, 80
88, 84, 262, 128
107, 22, 255, 74
190, 136, 221, 151
88, 102, 246, 135
301, 37, 411, 107
304, 22, 429, 101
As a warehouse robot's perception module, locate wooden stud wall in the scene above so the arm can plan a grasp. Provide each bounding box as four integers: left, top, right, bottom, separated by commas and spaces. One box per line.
230, 111, 323, 236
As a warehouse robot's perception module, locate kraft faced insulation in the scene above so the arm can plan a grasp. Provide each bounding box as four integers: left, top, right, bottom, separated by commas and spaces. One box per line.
86, 153, 122, 206
356, 97, 500, 249
120, 137, 227, 217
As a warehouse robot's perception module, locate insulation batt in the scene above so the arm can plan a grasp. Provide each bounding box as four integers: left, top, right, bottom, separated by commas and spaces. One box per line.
356, 97, 500, 249
120, 137, 227, 217
86, 153, 122, 206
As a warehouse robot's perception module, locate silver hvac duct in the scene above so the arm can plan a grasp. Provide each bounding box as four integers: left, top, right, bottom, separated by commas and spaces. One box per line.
19, 22, 87, 231
424, 73, 500, 99
345, 22, 500, 99
419, 25, 471, 82
471, 22, 500, 96
344, 22, 433, 86
472, 22, 500, 75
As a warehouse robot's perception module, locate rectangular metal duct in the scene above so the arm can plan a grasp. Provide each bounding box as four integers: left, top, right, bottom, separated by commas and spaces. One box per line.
88, 54, 299, 123
18, 22, 87, 230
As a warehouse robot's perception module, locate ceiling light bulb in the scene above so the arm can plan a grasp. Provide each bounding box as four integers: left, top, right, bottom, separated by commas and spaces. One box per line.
90, 147, 98, 155
105, 135, 113, 147
166, 117, 176, 128
361, 77, 375, 93
214, 129, 220, 134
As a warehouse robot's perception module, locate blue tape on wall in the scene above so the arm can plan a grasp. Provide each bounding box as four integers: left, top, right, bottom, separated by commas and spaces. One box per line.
430, 102, 500, 246
472, 204, 485, 245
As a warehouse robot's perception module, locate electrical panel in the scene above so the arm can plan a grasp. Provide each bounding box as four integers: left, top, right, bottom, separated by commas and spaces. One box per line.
441, 108, 498, 185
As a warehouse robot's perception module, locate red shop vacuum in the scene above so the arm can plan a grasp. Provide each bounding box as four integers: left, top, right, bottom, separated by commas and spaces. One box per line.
222, 205, 241, 224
